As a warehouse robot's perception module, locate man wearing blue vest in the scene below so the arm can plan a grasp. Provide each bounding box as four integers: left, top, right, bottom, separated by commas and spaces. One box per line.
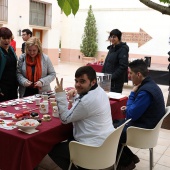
118, 59, 165, 170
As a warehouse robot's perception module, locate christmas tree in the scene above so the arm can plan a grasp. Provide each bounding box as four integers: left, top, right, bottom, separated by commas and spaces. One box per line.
80, 5, 98, 57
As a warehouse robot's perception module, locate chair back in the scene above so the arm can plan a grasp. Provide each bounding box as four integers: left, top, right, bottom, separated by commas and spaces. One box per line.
69, 119, 130, 169
126, 106, 170, 149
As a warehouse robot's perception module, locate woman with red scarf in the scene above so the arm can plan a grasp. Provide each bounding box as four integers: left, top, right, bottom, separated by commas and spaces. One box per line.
17, 37, 56, 97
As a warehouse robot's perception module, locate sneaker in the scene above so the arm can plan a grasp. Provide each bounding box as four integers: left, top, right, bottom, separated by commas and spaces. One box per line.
132, 154, 140, 164
117, 161, 136, 170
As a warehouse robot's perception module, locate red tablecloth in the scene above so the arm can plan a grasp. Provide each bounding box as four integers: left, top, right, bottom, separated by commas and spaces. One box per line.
110, 97, 128, 120
0, 101, 72, 170
87, 63, 130, 82
86, 63, 103, 72
0, 96, 127, 170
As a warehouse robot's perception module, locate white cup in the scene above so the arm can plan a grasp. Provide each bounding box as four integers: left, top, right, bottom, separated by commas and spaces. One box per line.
49, 98, 55, 102
52, 106, 59, 117
39, 102, 49, 114
42, 95, 48, 101
35, 98, 41, 105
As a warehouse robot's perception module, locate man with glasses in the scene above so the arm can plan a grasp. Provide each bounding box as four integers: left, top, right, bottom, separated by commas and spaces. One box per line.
21, 29, 32, 53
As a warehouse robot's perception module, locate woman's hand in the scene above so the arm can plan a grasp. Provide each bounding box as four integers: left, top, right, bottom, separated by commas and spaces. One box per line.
55, 78, 64, 93
24, 80, 33, 87
34, 81, 43, 88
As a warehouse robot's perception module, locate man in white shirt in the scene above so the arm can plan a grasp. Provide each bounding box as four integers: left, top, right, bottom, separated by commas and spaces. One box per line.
38, 66, 114, 170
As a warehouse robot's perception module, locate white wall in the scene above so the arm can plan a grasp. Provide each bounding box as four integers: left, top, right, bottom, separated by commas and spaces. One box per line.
61, 0, 170, 58
3, 0, 60, 56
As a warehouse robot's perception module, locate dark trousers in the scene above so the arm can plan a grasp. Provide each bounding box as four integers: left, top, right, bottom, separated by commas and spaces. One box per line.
116, 120, 135, 166
48, 139, 87, 170
0, 88, 18, 102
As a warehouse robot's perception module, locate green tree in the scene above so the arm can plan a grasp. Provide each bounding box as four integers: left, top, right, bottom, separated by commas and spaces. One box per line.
80, 5, 98, 57
57, 0, 170, 16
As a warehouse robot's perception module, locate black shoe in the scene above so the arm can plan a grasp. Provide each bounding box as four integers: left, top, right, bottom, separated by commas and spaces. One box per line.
117, 161, 136, 170
132, 154, 140, 164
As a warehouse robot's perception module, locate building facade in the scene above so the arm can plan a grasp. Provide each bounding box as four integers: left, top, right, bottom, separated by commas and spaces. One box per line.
60, 0, 170, 65
0, 0, 61, 65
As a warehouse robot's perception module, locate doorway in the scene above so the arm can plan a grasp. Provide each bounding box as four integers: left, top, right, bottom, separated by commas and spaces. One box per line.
32, 29, 43, 43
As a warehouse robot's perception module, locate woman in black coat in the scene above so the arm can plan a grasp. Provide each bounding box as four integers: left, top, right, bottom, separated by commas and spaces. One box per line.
0, 27, 18, 102
102, 29, 129, 93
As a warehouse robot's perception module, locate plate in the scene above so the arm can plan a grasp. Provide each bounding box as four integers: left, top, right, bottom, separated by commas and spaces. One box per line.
106, 92, 127, 100
0, 111, 13, 118
16, 119, 39, 131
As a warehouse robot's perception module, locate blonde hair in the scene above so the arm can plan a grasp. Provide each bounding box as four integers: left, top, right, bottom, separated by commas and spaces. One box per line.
25, 36, 42, 54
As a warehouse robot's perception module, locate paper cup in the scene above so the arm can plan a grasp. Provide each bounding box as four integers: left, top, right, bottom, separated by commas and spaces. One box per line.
42, 95, 48, 101
49, 98, 55, 102
51, 101, 57, 107
35, 98, 41, 105
39, 102, 49, 114
52, 106, 59, 117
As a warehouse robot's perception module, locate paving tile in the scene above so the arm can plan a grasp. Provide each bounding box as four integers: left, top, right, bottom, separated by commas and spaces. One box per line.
52, 61, 170, 169
158, 155, 170, 167
153, 164, 170, 170
136, 149, 162, 163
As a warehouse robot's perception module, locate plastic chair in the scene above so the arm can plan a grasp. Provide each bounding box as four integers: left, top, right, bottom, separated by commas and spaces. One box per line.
119, 106, 170, 170
68, 119, 131, 170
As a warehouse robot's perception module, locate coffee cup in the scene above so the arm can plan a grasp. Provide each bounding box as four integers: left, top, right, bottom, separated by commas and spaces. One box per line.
52, 106, 59, 117
42, 95, 48, 101
35, 98, 41, 105
39, 102, 49, 114
51, 101, 57, 107
49, 98, 55, 102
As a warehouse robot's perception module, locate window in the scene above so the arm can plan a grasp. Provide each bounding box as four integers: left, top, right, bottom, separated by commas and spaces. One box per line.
0, 0, 8, 22
29, 0, 52, 27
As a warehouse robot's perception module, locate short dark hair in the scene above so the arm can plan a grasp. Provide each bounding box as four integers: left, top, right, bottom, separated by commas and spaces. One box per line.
129, 59, 148, 77
75, 66, 97, 81
22, 29, 32, 37
109, 29, 122, 41
0, 27, 12, 39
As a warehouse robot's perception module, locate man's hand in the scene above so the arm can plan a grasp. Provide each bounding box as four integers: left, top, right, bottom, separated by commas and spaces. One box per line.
55, 78, 64, 93
121, 106, 126, 114
132, 84, 141, 92
67, 89, 77, 100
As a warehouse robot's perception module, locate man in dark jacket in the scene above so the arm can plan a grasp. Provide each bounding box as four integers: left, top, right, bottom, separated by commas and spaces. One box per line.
21, 29, 32, 53
117, 59, 165, 170
102, 29, 129, 93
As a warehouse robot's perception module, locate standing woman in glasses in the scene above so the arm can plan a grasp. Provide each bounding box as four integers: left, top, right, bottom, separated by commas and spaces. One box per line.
0, 27, 18, 102
102, 29, 129, 93
17, 36, 56, 97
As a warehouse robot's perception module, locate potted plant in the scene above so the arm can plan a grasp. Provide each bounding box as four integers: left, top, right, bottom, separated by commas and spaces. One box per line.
80, 5, 98, 64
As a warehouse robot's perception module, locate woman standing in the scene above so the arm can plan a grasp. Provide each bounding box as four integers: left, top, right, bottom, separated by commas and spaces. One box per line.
0, 27, 18, 102
17, 37, 56, 97
102, 29, 129, 93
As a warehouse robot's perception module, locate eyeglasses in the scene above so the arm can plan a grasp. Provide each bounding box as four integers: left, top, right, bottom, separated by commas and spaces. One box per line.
22, 34, 27, 36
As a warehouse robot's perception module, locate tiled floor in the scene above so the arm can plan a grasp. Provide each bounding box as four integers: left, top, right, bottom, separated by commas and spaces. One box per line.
51, 61, 170, 170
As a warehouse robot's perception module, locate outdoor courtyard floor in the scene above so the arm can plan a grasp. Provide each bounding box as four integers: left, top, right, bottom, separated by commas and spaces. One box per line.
49, 61, 170, 170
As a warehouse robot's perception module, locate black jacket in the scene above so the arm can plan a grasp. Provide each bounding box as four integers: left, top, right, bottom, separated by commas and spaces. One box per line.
102, 42, 129, 92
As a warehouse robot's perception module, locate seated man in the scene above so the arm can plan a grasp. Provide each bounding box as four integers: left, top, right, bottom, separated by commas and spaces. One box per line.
37, 66, 115, 170
117, 59, 165, 170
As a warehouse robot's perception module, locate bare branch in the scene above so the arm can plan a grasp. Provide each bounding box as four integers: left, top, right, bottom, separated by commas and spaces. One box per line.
140, 0, 170, 15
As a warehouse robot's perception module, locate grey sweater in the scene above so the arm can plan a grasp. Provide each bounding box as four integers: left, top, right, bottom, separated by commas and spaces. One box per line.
17, 53, 56, 98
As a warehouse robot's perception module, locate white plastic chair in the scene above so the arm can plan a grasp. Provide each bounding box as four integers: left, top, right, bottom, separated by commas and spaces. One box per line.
68, 119, 131, 170
119, 106, 170, 170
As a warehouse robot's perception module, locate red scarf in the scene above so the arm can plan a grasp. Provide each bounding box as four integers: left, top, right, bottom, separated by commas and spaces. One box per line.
26, 54, 42, 87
